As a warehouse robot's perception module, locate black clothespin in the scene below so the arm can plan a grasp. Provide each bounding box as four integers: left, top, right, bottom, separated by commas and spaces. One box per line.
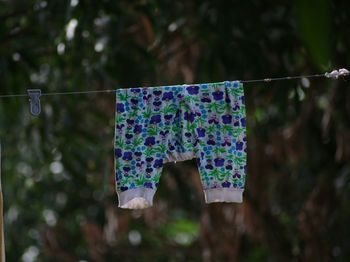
27, 89, 42, 116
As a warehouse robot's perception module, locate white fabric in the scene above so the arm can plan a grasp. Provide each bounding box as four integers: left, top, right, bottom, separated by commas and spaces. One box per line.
164, 151, 194, 163
117, 188, 156, 209
204, 188, 243, 203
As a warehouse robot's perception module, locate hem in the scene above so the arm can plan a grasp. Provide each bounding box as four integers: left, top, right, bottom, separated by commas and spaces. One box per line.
117, 187, 156, 209
204, 188, 243, 203
164, 151, 194, 163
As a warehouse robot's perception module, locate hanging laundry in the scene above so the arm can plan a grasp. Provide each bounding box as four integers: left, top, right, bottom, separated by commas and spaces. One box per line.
114, 81, 247, 209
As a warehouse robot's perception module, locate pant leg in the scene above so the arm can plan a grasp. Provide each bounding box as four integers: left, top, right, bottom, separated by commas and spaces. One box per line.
193, 81, 247, 203
115, 88, 165, 209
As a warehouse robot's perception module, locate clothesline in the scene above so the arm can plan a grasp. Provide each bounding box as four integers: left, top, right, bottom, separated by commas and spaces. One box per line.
0, 68, 348, 99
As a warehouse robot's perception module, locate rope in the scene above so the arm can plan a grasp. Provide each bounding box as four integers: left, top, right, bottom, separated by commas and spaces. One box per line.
0, 69, 348, 99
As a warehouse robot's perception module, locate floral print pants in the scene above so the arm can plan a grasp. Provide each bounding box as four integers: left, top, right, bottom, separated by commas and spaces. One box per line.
115, 81, 247, 209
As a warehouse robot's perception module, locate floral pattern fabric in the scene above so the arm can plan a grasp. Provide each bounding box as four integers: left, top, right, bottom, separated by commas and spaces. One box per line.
115, 81, 247, 201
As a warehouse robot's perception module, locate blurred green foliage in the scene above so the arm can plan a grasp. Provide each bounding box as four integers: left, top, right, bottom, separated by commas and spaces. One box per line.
0, 0, 350, 261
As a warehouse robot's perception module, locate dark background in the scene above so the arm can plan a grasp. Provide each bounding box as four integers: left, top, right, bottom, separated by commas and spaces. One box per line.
1, 0, 350, 261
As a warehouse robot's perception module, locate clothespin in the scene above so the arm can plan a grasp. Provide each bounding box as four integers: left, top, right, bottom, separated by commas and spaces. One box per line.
27, 89, 42, 116
325, 68, 350, 79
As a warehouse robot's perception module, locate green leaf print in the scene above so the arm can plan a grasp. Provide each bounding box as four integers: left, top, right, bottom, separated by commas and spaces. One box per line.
142, 109, 153, 119
208, 169, 225, 182
117, 92, 130, 102
115, 138, 125, 149
235, 156, 246, 166
132, 137, 144, 147
148, 125, 159, 136
198, 140, 206, 147
229, 86, 243, 97
115, 114, 125, 123
162, 104, 178, 115
171, 125, 181, 134
196, 118, 206, 126
213, 147, 227, 155
129, 109, 138, 119
151, 171, 162, 183
186, 122, 196, 133
206, 125, 216, 134
154, 144, 167, 154
145, 147, 155, 157
232, 128, 244, 138
222, 125, 234, 134
184, 95, 197, 104
135, 177, 146, 187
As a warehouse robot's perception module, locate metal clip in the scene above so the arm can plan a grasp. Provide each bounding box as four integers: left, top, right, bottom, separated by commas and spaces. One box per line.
27, 89, 42, 116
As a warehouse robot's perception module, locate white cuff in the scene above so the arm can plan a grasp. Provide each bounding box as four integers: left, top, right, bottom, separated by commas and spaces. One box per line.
204, 188, 243, 203
117, 188, 156, 209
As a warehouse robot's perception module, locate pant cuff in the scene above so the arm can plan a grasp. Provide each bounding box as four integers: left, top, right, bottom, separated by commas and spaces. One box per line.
204, 188, 244, 203
117, 188, 156, 209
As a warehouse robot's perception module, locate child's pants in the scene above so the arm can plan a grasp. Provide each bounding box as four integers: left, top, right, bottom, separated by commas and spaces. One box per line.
115, 81, 247, 209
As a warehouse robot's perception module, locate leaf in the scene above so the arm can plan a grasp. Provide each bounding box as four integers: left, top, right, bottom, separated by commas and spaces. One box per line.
296, 0, 331, 68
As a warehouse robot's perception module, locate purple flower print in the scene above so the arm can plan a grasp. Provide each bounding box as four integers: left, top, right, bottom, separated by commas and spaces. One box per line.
144, 182, 153, 188
240, 118, 246, 127
115, 148, 122, 158
185, 132, 192, 138
208, 114, 219, 125
143, 94, 151, 102
153, 159, 163, 168
116, 124, 124, 130
130, 88, 141, 93
123, 166, 131, 172
236, 141, 243, 151
144, 137, 156, 147
150, 114, 162, 124
177, 93, 184, 100
153, 90, 162, 97
212, 90, 223, 101
225, 165, 233, 170
201, 93, 211, 103
146, 167, 153, 174
168, 143, 175, 151
160, 130, 169, 139
136, 161, 144, 169
233, 117, 240, 127
122, 152, 133, 161
116, 103, 125, 113
153, 101, 162, 111
233, 101, 240, 111
194, 110, 201, 117
184, 111, 195, 122
222, 181, 231, 188
133, 124, 142, 134
162, 92, 174, 101
240, 96, 245, 104
196, 127, 206, 138
186, 85, 199, 95
130, 98, 138, 108
222, 114, 232, 124
146, 157, 154, 163
205, 163, 214, 170
134, 151, 142, 160
233, 172, 241, 179
164, 114, 173, 124
126, 119, 134, 127
207, 135, 216, 145
214, 158, 225, 167
120, 186, 128, 191
221, 136, 231, 147
125, 133, 133, 143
